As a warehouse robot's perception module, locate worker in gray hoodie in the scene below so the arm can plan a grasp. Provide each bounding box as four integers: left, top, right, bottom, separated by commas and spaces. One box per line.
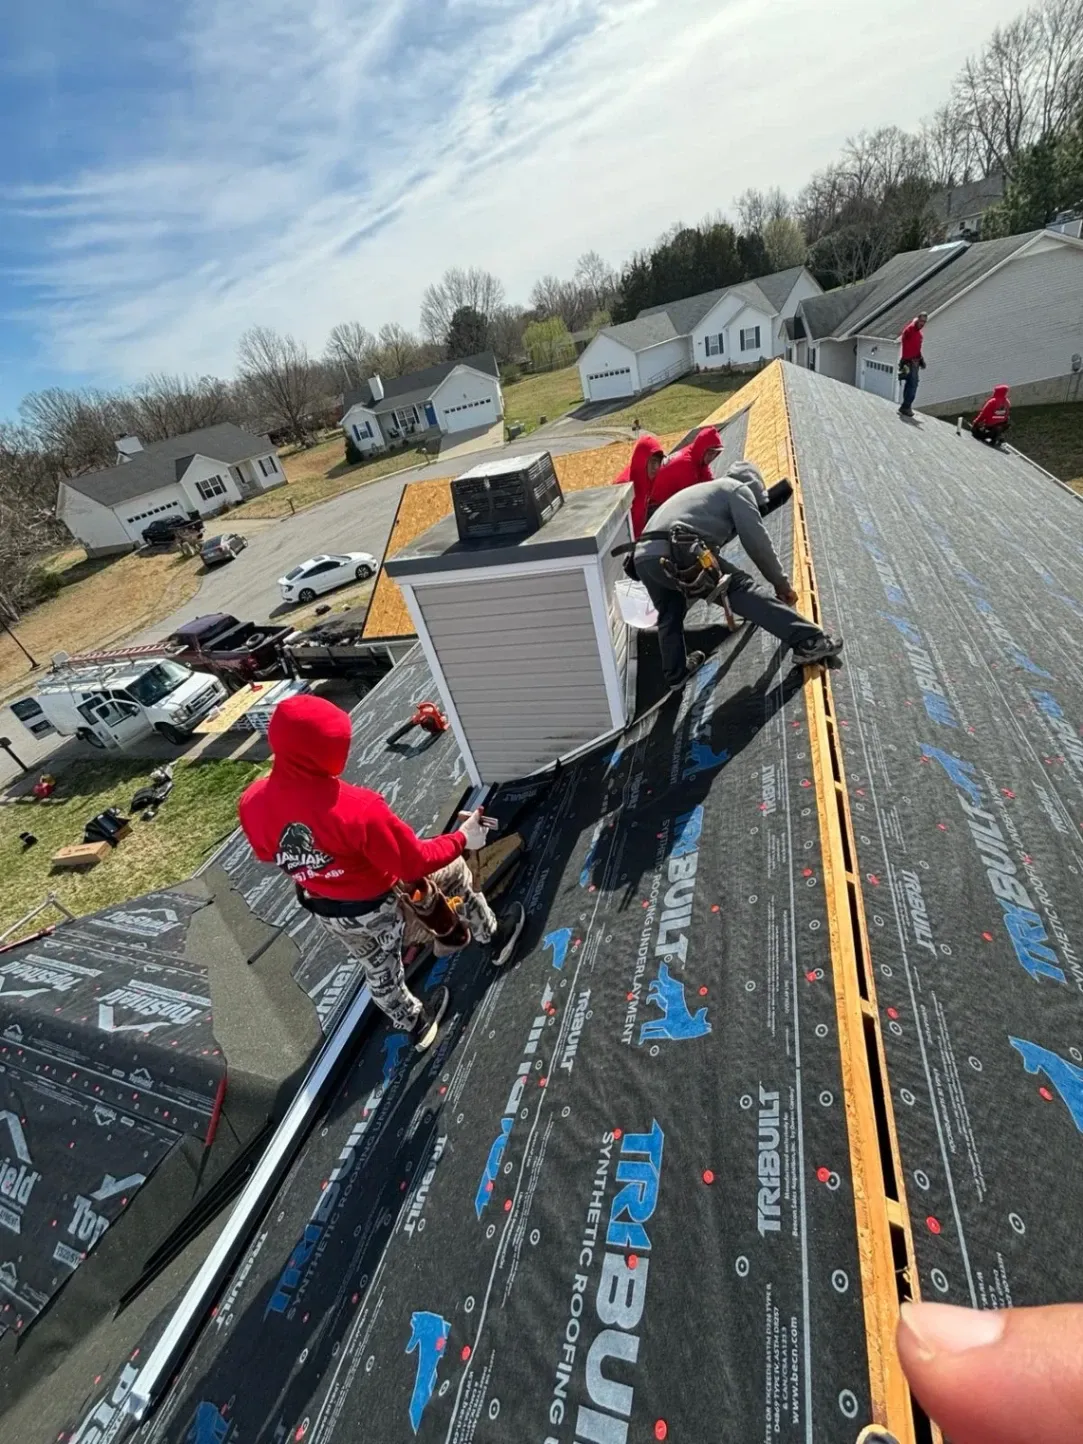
633, 460, 842, 687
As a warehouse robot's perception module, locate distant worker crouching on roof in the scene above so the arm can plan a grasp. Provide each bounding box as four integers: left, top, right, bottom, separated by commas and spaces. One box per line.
632, 469, 843, 688
898, 312, 928, 418
238, 695, 525, 1054
971, 384, 1011, 447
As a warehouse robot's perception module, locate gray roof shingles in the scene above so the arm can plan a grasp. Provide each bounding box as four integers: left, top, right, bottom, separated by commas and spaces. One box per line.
636, 267, 808, 337
61, 423, 274, 508
595, 313, 683, 352
799, 284, 877, 340
859, 232, 1039, 338
753, 265, 806, 312
342, 351, 499, 416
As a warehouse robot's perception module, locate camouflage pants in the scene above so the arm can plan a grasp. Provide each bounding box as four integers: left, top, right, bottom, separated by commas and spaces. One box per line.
319, 857, 497, 1031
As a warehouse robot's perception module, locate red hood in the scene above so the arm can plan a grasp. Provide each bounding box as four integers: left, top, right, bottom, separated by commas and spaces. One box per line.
629, 434, 664, 485
689, 427, 722, 466
267, 694, 352, 781
993, 385, 1009, 402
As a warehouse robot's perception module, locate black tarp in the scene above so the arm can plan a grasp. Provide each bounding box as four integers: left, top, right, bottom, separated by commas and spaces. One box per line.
115, 487, 875, 1444
789, 363, 1083, 1314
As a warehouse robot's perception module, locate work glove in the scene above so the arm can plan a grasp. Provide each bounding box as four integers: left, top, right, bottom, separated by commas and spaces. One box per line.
457, 808, 490, 851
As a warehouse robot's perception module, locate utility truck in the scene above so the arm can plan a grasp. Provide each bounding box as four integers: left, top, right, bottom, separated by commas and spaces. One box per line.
11, 650, 226, 750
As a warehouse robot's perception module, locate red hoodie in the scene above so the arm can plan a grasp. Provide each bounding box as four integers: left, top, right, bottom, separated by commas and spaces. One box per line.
974, 385, 1010, 429
900, 319, 925, 363
612, 434, 664, 538
238, 694, 465, 901
647, 427, 723, 516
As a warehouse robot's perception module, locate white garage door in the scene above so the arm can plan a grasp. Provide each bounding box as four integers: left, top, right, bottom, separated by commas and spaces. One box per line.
862, 357, 897, 401
585, 364, 635, 402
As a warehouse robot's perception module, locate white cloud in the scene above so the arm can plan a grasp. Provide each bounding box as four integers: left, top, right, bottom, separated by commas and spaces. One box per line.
8, 0, 1029, 385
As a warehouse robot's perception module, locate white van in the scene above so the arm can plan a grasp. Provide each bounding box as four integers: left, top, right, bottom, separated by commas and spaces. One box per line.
12, 656, 226, 750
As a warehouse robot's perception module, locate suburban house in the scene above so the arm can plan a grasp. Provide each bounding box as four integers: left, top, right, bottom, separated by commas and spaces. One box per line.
576, 265, 822, 402
787, 228, 1083, 413
929, 174, 1006, 241
56, 423, 285, 557
340, 351, 503, 456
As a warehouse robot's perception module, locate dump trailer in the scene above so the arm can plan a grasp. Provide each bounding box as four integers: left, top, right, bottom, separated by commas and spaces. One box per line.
282, 605, 408, 682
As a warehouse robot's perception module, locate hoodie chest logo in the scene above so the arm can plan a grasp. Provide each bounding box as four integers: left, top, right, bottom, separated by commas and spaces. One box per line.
275, 822, 335, 876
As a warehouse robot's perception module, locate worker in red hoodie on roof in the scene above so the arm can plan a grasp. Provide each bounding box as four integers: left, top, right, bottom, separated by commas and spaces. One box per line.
238, 695, 525, 1053
971, 384, 1011, 447
612, 433, 666, 538
898, 312, 928, 418
648, 426, 724, 513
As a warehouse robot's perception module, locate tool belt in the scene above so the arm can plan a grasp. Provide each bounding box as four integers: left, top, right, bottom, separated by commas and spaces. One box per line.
294, 884, 394, 918
396, 876, 471, 949
613, 524, 734, 604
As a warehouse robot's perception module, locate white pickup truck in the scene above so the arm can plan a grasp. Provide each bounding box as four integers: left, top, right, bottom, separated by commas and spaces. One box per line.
11, 656, 226, 750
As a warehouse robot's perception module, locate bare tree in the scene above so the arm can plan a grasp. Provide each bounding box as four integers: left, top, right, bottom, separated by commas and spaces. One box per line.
952, 0, 1083, 175
488, 305, 530, 362
762, 217, 808, 270
574, 251, 618, 313
324, 322, 377, 388
529, 274, 592, 331
734, 187, 791, 234
19, 387, 122, 475
419, 267, 505, 347
0, 424, 64, 620
373, 322, 425, 378
236, 326, 319, 445
921, 103, 982, 188
119, 373, 235, 441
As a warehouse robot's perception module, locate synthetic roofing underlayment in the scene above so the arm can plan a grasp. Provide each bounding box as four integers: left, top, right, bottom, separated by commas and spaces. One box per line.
4, 361, 1082, 1444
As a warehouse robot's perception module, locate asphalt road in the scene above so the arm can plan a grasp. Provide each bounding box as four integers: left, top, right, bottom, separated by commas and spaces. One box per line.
0, 430, 623, 785
135, 428, 623, 639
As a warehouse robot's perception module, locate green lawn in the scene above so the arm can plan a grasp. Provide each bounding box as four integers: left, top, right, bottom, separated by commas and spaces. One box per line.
0, 757, 262, 936
230, 436, 430, 519
584, 372, 749, 438
1006, 402, 1083, 493
503, 364, 583, 433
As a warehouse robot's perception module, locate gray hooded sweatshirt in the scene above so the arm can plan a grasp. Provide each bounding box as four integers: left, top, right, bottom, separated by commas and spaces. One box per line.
635, 459, 788, 591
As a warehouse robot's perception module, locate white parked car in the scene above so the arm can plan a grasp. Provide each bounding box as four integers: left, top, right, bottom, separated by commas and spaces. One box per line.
278, 552, 378, 605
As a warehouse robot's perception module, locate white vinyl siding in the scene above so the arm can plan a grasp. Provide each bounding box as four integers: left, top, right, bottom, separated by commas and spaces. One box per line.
432, 366, 504, 435
918, 240, 1083, 406
411, 570, 619, 781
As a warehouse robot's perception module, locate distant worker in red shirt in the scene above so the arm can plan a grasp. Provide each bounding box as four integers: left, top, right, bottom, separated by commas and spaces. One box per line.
898, 312, 928, 418
238, 695, 525, 1053
971, 384, 1011, 447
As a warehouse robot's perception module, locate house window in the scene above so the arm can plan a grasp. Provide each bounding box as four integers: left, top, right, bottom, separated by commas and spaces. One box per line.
257, 458, 268, 477
740, 326, 762, 352
196, 475, 227, 502
705, 333, 724, 357
267, 455, 278, 472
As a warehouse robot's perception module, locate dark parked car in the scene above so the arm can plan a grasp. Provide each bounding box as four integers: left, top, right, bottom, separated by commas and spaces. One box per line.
143, 515, 203, 548
200, 532, 247, 566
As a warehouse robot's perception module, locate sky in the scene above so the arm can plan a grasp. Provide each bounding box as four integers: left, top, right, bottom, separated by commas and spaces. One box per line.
0, 0, 1031, 421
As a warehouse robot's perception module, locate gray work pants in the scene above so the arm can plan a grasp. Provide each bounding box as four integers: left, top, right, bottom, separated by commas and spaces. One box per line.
637, 554, 822, 686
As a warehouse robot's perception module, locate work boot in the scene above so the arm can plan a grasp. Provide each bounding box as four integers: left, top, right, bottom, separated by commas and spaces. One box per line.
410, 984, 450, 1053
667, 650, 706, 691
791, 634, 844, 667
854, 1428, 901, 1444
898, 406, 915, 418
490, 902, 526, 968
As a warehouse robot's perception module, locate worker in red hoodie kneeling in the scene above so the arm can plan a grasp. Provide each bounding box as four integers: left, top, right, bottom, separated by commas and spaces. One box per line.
971, 384, 1011, 447
238, 694, 525, 1053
